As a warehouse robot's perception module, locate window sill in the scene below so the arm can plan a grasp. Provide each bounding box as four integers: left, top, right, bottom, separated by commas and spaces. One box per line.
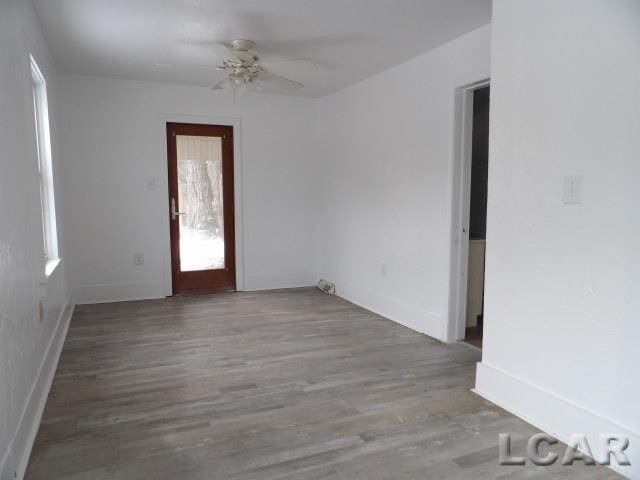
45, 258, 61, 278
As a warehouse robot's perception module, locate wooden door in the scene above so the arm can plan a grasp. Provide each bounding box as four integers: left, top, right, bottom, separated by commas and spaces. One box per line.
167, 123, 235, 294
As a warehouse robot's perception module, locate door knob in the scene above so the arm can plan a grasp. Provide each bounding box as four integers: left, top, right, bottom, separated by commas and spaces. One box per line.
171, 197, 186, 221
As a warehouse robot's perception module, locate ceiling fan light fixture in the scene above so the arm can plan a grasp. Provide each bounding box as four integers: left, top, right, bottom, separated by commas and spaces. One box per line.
203, 39, 306, 96
229, 39, 255, 52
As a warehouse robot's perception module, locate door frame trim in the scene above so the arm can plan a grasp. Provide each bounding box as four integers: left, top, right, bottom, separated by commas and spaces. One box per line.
447, 78, 490, 343
158, 114, 245, 295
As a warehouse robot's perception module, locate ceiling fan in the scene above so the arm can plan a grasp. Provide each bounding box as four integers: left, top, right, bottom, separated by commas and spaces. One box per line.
158, 39, 311, 98
211, 39, 308, 94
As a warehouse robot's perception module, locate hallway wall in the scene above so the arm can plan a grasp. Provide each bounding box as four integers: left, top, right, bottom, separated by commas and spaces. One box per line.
315, 25, 491, 341
476, 1, 640, 477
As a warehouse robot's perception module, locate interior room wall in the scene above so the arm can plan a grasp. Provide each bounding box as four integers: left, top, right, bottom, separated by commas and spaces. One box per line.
314, 25, 491, 341
475, 1, 640, 477
57, 75, 318, 303
0, 1, 71, 478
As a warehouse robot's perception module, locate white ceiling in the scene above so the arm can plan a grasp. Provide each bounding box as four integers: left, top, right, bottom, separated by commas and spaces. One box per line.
33, 0, 491, 98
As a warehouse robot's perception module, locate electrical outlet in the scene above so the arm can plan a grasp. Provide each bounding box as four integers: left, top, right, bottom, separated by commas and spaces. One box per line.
134, 253, 145, 266
563, 175, 583, 204
381, 263, 388, 277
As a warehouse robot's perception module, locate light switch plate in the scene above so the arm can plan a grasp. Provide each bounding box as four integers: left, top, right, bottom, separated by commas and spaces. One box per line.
563, 175, 583, 204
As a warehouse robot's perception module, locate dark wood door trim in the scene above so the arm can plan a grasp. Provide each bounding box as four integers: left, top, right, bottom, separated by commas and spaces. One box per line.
167, 122, 236, 294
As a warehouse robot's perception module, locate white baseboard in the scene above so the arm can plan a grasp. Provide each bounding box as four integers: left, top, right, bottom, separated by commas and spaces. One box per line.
333, 280, 445, 341
73, 275, 317, 303
243, 272, 316, 291
475, 362, 638, 479
71, 281, 166, 304
0, 303, 74, 480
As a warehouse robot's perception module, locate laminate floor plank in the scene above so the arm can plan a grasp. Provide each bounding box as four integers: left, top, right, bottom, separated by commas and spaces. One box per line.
26, 288, 622, 479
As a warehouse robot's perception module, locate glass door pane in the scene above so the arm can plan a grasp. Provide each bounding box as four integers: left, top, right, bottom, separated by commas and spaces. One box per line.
176, 135, 225, 272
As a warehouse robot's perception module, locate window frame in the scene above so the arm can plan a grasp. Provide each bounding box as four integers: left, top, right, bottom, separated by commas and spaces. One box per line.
30, 55, 59, 276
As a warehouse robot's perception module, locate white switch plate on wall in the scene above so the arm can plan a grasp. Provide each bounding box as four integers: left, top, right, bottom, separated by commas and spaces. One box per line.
563, 175, 583, 204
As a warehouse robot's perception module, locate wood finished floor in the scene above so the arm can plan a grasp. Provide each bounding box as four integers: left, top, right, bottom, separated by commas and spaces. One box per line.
26, 288, 621, 479
463, 326, 483, 349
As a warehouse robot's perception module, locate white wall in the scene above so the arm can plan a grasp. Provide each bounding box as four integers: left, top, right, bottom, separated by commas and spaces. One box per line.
58, 76, 318, 303
0, 1, 71, 478
475, 1, 640, 477
315, 25, 491, 341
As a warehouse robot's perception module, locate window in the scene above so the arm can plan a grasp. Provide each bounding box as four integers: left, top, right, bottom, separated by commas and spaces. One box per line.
31, 55, 59, 274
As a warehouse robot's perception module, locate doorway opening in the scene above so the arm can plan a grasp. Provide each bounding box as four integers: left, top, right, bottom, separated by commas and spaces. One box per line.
463, 85, 489, 348
167, 123, 236, 294
449, 79, 490, 347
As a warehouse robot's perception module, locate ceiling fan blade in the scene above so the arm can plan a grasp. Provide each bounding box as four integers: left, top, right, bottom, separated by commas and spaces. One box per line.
257, 71, 304, 90
262, 58, 317, 70
210, 78, 227, 90
204, 42, 256, 63
154, 62, 217, 69
245, 81, 264, 93
187, 41, 239, 63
